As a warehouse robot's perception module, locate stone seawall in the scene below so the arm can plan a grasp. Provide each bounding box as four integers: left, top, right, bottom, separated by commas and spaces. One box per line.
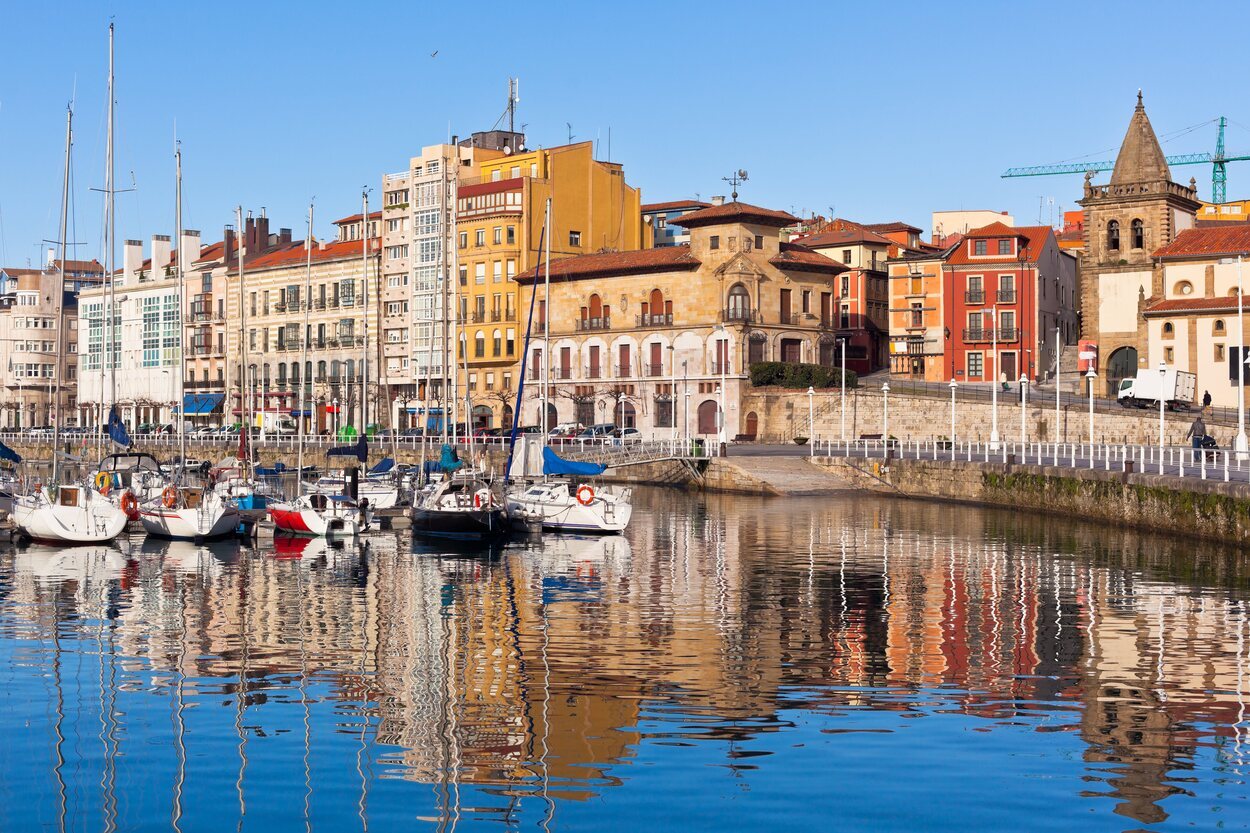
743, 387, 1221, 447
814, 455, 1250, 545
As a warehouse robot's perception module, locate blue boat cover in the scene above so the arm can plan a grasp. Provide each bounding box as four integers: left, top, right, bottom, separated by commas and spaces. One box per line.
0, 440, 21, 464
107, 406, 131, 448
369, 457, 395, 475
182, 393, 225, 415
329, 435, 368, 463
439, 444, 463, 473
542, 447, 606, 476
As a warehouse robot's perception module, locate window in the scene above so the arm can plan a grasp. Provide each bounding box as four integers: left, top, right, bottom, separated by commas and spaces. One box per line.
1131, 219, 1144, 249
459, 265, 468, 286
506, 225, 516, 245
475, 229, 485, 247
492, 329, 502, 355
1216, 319, 1227, 333
967, 352, 984, 378
569, 230, 582, 247
1165, 346, 1174, 362
727, 283, 751, 320
530, 163, 538, 177
506, 328, 515, 355
1162, 321, 1174, 337
1107, 220, 1120, 251
458, 232, 468, 249
755, 235, 764, 250
506, 259, 516, 281
474, 331, 485, 358
1175, 281, 1194, 296
493, 227, 502, 245
802, 290, 811, 314
710, 235, 720, 250
385, 189, 409, 206
1216, 344, 1226, 362
493, 261, 502, 283
973, 240, 987, 256
475, 263, 486, 285
842, 249, 852, 264
997, 239, 1012, 255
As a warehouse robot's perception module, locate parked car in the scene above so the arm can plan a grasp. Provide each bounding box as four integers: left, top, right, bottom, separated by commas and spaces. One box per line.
577, 423, 618, 442
612, 427, 642, 444
399, 428, 424, 439
27, 425, 55, 438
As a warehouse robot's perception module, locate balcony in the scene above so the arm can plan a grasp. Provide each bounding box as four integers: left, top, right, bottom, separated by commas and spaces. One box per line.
556, 368, 573, 380
710, 362, 730, 375
722, 307, 754, 324
576, 316, 611, 332
274, 304, 286, 314
996, 289, 1017, 303
616, 364, 632, 378
587, 365, 602, 379
646, 363, 664, 377
471, 311, 486, 323
962, 328, 1018, 342
965, 290, 985, 304
778, 312, 797, 325
636, 313, 673, 327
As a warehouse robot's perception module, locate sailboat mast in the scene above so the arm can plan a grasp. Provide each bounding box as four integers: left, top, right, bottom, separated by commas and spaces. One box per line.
175, 142, 186, 471
542, 197, 551, 439
51, 105, 72, 485
104, 23, 116, 444
236, 205, 247, 454
360, 189, 369, 436
297, 202, 313, 479
449, 172, 460, 444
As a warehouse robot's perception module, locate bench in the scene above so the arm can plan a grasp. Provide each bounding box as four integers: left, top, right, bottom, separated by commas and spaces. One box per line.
732, 433, 756, 443
859, 433, 883, 441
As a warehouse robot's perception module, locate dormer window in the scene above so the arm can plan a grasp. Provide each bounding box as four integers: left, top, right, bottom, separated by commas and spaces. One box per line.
973, 240, 987, 256
998, 239, 1011, 255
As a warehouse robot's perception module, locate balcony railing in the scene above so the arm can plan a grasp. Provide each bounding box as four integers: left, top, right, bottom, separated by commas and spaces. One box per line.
997, 289, 1017, 303
556, 368, 573, 380
710, 362, 731, 375
636, 313, 673, 327
471, 311, 486, 323
617, 364, 632, 378
965, 290, 985, 304
587, 366, 602, 379
722, 307, 754, 324
576, 317, 611, 332
779, 312, 797, 325
962, 327, 1019, 342
646, 363, 664, 377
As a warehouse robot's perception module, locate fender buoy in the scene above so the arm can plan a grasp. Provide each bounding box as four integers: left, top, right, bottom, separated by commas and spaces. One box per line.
474, 492, 484, 508
120, 491, 139, 521
94, 471, 111, 495
576, 484, 595, 506
161, 486, 179, 509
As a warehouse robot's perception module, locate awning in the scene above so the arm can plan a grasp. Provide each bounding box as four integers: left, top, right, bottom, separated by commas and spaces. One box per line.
289, 410, 314, 417
183, 393, 225, 415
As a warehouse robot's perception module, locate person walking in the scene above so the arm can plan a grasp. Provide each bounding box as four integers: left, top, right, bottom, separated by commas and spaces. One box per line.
1202, 390, 1212, 411
1185, 414, 1207, 462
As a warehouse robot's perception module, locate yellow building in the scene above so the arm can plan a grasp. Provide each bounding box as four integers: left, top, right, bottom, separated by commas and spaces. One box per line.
456, 141, 645, 429
886, 251, 948, 380
1196, 199, 1250, 223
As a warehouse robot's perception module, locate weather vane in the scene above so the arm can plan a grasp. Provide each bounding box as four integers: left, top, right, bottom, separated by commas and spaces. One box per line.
722, 169, 748, 202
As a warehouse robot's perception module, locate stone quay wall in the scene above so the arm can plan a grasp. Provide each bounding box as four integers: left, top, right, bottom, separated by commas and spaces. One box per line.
743, 387, 1223, 447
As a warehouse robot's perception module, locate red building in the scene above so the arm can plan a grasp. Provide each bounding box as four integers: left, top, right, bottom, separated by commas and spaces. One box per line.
942, 222, 1078, 383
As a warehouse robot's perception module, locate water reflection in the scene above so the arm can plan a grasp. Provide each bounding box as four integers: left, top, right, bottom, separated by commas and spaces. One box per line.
0, 491, 1247, 831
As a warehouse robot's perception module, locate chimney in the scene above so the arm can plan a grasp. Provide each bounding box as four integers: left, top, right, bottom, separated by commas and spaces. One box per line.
711, 195, 726, 207
123, 239, 143, 285
46, 247, 55, 268
223, 225, 236, 265
179, 229, 201, 274
244, 215, 258, 253
279, 227, 292, 245
256, 215, 271, 248
151, 235, 172, 280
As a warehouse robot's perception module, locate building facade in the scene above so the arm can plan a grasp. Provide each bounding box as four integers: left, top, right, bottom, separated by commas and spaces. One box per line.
886, 248, 950, 380
0, 268, 79, 428
641, 199, 710, 247
517, 201, 848, 440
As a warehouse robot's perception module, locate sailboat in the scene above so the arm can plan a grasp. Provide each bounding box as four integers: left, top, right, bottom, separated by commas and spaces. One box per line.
140, 141, 240, 541
502, 199, 633, 534
13, 102, 128, 545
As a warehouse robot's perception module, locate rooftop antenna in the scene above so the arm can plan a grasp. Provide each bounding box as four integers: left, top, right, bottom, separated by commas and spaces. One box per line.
567, 123, 574, 145
722, 169, 748, 202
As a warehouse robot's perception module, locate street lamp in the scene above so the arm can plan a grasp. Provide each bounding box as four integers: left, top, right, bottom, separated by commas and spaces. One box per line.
1019, 373, 1028, 445
882, 381, 890, 448
990, 304, 1000, 450
332, 396, 339, 437
1085, 367, 1097, 447
1235, 256, 1247, 459
713, 324, 728, 446
682, 359, 689, 445
949, 378, 958, 448
1054, 325, 1062, 444
1158, 360, 1167, 471
839, 337, 847, 442
807, 385, 815, 457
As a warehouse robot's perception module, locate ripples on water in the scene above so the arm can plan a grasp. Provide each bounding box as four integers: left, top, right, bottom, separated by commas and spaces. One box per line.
0, 490, 1248, 831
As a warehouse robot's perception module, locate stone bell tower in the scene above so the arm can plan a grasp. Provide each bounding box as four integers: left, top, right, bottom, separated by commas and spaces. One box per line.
1076, 92, 1200, 384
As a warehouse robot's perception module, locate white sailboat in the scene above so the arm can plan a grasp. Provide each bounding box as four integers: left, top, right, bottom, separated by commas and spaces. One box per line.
140, 141, 239, 541
13, 101, 128, 545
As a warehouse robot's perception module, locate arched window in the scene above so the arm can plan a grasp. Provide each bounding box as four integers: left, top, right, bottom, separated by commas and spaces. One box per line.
474, 330, 486, 358
492, 329, 502, 356
1216, 319, 1226, 333
1175, 281, 1194, 296
646, 288, 668, 325
345, 359, 355, 382
727, 283, 751, 321
290, 361, 300, 383
1163, 321, 1175, 337
331, 359, 342, 382
317, 360, 327, 381
588, 293, 603, 318
1107, 220, 1120, 252
1131, 219, 1144, 249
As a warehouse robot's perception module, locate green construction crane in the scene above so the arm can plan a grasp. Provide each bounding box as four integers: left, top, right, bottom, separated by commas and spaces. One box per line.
1002, 117, 1250, 204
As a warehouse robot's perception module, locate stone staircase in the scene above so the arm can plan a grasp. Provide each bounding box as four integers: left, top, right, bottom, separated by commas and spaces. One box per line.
722, 455, 855, 495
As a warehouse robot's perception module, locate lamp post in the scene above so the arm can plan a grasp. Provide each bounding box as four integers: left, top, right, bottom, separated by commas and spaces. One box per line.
882, 381, 890, 448
1158, 360, 1167, 471
1239, 255, 1248, 460
714, 324, 728, 446
1054, 325, 1061, 444
949, 378, 957, 448
1019, 373, 1028, 445
1085, 368, 1096, 447
990, 304, 1000, 450
807, 385, 815, 457
332, 396, 339, 437
839, 337, 847, 442
682, 359, 689, 445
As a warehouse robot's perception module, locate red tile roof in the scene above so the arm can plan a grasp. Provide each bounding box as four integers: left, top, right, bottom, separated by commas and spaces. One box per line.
945, 224, 1054, 265
246, 238, 379, 271
460, 177, 524, 198
1153, 226, 1250, 259
333, 210, 382, 225
797, 227, 895, 248
672, 201, 798, 229
523, 246, 700, 282
770, 243, 847, 274
1144, 296, 1242, 314
52, 258, 105, 273
863, 221, 921, 234
641, 199, 710, 213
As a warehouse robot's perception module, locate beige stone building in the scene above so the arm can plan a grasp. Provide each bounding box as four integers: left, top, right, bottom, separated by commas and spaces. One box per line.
0, 268, 79, 428
517, 201, 848, 439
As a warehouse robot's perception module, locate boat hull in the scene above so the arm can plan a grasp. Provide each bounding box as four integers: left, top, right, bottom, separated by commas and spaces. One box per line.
506, 489, 632, 534
269, 502, 364, 537
138, 505, 240, 541
12, 491, 129, 545
411, 506, 508, 541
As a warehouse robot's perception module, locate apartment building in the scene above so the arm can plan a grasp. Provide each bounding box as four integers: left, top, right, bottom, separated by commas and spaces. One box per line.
0, 267, 79, 428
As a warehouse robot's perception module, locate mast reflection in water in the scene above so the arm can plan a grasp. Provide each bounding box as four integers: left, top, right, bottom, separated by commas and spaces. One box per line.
0, 490, 1248, 831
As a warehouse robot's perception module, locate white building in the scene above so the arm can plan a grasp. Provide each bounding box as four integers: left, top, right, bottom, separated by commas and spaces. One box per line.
932, 209, 1015, 241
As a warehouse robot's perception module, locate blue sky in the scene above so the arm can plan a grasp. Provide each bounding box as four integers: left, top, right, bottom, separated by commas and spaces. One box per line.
0, 0, 1245, 266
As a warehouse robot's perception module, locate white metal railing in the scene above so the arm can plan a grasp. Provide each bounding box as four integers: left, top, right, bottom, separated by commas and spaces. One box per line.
812, 438, 1250, 484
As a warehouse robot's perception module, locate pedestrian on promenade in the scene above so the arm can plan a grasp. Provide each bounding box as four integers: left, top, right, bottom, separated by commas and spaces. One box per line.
1203, 390, 1212, 411
1185, 414, 1207, 462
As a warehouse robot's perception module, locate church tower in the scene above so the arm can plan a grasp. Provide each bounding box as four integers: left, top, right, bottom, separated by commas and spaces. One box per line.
1077, 92, 1200, 389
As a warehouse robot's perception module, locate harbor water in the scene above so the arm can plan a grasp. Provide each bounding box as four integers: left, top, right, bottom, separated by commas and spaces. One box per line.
1, 488, 1248, 831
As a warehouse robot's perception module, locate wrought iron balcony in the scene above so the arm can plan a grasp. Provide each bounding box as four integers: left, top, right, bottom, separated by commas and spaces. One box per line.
996, 289, 1017, 303
965, 290, 985, 304
636, 313, 673, 327
962, 327, 1018, 342
721, 307, 754, 324
576, 316, 611, 332
646, 363, 664, 377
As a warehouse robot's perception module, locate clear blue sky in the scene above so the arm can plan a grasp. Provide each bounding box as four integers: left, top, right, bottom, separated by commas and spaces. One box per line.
1, 0, 1245, 267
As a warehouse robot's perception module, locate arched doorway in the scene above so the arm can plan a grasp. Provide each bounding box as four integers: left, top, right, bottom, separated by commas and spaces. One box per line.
744, 411, 759, 440
536, 402, 559, 431
501, 404, 514, 429
471, 405, 493, 431
697, 399, 720, 435
614, 400, 636, 429
1106, 346, 1138, 397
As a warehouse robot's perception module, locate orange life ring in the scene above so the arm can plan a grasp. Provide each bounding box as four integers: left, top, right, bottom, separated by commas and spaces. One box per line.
161, 486, 179, 509
120, 491, 139, 520
576, 484, 595, 506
